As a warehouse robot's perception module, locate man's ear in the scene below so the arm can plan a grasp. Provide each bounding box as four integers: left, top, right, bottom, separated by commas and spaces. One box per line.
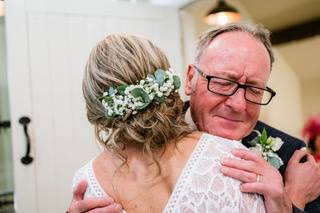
185, 64, 195, 96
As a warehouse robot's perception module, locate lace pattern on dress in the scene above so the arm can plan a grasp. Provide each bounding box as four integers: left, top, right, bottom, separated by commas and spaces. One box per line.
72, 134, 266, 213
72, 160, 128, 213
72, 160, 106, 198
163, 133, 266, 213
164, 134, 208, 211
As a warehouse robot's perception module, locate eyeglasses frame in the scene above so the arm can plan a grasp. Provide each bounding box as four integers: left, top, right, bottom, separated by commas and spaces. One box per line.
192, 65, 276, 105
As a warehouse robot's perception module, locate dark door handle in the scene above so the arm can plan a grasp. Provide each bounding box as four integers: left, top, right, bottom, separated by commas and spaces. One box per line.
19, 116, 33, 165
0, 120, 11, 129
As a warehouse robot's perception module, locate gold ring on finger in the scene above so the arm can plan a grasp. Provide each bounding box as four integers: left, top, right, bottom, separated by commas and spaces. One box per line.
256, 173, 262, 182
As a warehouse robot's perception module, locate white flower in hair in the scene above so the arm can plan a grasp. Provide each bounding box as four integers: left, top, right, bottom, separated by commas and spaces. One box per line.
100, 68, 181, 120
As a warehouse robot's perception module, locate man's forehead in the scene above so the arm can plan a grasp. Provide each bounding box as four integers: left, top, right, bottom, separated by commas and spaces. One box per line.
205, 32, 259, 53
200, 32, 270, 63
198, 31, 271, 85
208, 31, 259, 47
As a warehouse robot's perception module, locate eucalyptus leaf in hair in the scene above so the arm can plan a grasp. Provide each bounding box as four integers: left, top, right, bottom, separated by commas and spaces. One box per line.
103, 96, 113, 104
173, 75, 181, 90
154, 69, 166, 86
154, 95, 165, 104
117, 85, 127, 96
101, 68, 181, 120
131, 88, 151, 110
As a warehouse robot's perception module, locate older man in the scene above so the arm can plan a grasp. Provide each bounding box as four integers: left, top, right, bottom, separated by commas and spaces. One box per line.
69, 23, 320, 213
183, 23, 320, 213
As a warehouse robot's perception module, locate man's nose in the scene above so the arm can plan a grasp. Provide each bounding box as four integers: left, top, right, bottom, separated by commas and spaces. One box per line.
224, 88, 246, 112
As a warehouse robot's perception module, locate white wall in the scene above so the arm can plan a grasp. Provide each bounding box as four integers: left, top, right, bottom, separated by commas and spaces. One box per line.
301, 79, 320, 121
275, 36, 320, 124
179, 0, 304, 138
259, 50, 303, 138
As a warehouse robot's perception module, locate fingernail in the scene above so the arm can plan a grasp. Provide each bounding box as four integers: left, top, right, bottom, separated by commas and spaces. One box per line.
300, 147, 307, 151
231, 149, 238, 154
221, 157, 228, 164
239, 184, 244, 191
113, 203, 121, 209
220, 165, 226, 173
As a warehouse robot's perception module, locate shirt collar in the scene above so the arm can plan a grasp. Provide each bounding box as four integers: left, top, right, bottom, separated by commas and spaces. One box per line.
184, 107, 243, 143
184, 107, 198, 131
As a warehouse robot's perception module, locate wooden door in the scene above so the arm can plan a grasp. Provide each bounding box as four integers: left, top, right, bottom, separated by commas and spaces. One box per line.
5, 0, 182, 212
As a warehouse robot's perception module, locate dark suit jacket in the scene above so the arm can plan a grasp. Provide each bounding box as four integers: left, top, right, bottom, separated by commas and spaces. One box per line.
242, 121, 305, 176
183, 102, 320, 212
243, 121, 320, 213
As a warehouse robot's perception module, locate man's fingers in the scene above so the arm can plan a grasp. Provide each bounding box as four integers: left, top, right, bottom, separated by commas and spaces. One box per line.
87, 203, 122, 213
231, 149, 265, 164
240, 182, 268, 195
73, 180, 88, 201
306, 153, 317, 164
76, 197, 115, 213
221, 157, 259, 174
289, 149, 308, 165
241, 182, 284, 200
220, 165, 257, 183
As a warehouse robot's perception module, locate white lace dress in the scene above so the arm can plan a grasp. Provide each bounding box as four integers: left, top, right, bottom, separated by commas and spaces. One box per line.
72, 133, 266, 213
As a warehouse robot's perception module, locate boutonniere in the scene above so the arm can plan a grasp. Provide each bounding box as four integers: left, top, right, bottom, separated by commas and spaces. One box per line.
248, 128, 284, 169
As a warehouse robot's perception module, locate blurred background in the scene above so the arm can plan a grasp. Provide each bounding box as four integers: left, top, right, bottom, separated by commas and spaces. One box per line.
0, 0, 319, 212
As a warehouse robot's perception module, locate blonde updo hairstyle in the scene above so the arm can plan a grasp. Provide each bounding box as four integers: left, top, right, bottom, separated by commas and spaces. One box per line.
83, 34, 191, 170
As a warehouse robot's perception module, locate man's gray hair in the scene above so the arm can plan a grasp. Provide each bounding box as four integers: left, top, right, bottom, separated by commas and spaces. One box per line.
195, 22, 274, 67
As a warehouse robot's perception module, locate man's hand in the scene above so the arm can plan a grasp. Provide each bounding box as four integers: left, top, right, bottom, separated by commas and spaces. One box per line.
285, 148, 320, 210
68, 180, 122, 213
220, 149, 292, 213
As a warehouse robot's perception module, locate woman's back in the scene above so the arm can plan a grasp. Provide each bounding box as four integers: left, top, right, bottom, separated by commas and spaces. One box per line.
92, 132, 200, 212
73, 132, 265, 213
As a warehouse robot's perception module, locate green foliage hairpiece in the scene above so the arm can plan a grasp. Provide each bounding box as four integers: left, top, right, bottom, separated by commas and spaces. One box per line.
100, 68, 181, 120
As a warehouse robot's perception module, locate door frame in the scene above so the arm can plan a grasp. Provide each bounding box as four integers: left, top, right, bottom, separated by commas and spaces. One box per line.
5, 0, 38, 212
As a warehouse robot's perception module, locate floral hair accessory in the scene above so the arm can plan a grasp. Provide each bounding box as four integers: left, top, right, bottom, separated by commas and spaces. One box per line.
248, 128, 284, 169
100, 68, 181, 120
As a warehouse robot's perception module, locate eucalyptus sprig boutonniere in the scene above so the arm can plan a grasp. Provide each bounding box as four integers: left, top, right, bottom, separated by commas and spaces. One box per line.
248, 128, 284, 169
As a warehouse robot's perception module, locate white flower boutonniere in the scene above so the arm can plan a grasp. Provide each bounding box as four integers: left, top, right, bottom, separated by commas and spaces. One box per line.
248, 128, 284, 169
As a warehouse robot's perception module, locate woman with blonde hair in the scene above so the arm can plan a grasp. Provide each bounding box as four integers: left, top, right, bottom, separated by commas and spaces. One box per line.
72, 33, 267, 212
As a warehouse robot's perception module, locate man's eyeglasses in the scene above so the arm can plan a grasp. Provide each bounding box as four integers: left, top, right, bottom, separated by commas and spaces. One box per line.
192, 65, 276, 105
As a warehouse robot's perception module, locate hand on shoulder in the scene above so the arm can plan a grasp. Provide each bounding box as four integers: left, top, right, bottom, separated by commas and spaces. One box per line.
220, 148, 292, 213
68, 180, 122, 213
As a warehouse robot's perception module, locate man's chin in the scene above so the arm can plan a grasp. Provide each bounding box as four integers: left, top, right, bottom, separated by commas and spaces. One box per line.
204, 124, 244, 140
214, 130, 242, 140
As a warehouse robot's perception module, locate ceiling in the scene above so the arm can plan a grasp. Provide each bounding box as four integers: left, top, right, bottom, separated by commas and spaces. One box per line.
178, 0, 320, 80
240, 0, 320, 31
239, 0, 320, 80
148, 0, 320, 80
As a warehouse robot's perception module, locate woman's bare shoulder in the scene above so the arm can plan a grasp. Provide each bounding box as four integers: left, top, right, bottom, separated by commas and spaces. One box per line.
174, 131, 204, 154
93, 151, 120, 178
